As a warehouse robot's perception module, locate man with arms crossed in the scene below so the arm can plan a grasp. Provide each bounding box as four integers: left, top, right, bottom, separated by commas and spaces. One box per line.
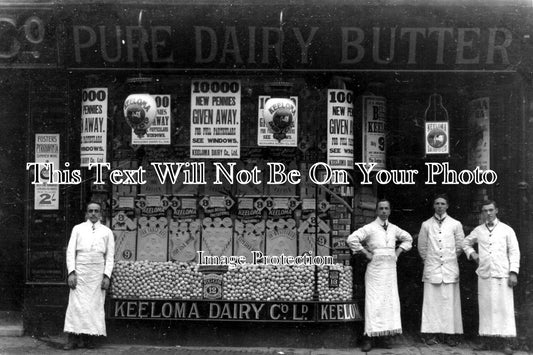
64, 202, 115, 350
418, 194, 464, 346
463, 200, 520, 355
347, 199, 412, 352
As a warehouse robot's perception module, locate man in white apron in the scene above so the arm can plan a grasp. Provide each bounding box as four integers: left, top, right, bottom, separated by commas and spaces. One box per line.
347, 199, 412, 352
463, 200, 520, 355
418, 194, 464, 346
63, 202, 115, 350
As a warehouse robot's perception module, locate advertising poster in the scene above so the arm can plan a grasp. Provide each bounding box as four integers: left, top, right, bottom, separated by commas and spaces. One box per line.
425, 121, 450, 155
257, 96, 298, 146
265, 200, 297, 257
199, 195, 235, 258
34, 133, 60, 210
132, 95, 171, 145
327, 89, 354, 170
29, 250, 65, 281
467, 97, 490, 170
234, 198, 265, 262
80, 88, 107, 167
190, 80, 241, 159
362, 95, 386, 170
298, 213, 331, 257
136, 196, 169, 262
168, 197, 200, 262
112, 210, 137, 261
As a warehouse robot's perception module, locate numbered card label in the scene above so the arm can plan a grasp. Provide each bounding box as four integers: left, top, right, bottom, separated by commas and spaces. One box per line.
34, 134, 60, 210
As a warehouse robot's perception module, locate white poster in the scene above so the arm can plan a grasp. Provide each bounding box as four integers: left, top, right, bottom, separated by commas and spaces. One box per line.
257, 96, 298, 146
34, 134, 60, 210
467, 97, 490, 170
327, 89, 354, 169
132, 95, 171, 145
425, 121, 449, 155
81, 88, 107, 167
190, 80, 241, 159
362, 95, 386, 170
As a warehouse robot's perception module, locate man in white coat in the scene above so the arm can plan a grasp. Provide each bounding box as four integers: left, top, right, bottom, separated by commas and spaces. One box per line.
463, 200, 520, 355
347, 199, 412, 352
64, 202, 115, 350
418, 194, 464, 346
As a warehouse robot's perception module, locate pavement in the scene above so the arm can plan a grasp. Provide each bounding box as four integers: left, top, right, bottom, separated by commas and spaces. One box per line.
0, 336, 531, 355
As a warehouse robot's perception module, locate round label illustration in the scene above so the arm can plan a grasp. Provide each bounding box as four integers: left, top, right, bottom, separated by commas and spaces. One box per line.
427, 128, 447, 148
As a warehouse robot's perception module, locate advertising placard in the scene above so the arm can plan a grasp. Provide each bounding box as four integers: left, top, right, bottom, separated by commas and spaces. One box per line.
327, 89, 354, 169
467, 97, 490, 170
362, 95, 386, 169
132, 95, 171, 145
81, 88, 108, 167
34, 133, 60, 210
257, 96, 298, 146
190, 80, 241, 159
425, 121, 449, 155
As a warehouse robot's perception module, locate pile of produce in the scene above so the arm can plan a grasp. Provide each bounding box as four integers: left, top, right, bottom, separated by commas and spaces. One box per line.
110, 261, 353, 302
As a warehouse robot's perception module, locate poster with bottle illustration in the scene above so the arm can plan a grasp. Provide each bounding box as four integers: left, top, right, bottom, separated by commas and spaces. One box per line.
257, 95, 298, 146
136, 195, 169, 261
362, 95, 386, 169
234, 198, 265, 262
168, 197, 200, 262
112, 210, 137, 261
467, 97, 490, 170
265, 198, 298, 257
200, 196, 234, 257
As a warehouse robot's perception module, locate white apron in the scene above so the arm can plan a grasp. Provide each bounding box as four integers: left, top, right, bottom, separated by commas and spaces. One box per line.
64, 252, 107, 336
478, 277, 516, 337
364, 248, 402, 337
421, 282, 463, 334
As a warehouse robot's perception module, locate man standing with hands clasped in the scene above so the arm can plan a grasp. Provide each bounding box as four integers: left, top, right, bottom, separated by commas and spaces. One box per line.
347, 199, 412, 352
418, 194, 464, 346
63, 202, 115, 350
463, 200, 520, 355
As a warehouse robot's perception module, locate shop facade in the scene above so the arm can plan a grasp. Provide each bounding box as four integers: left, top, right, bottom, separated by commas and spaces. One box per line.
1, 0, 532, 347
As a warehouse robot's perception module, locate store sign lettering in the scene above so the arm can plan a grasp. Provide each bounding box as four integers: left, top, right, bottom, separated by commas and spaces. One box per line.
340, 27, 512, 65
0, 12, 57, 67
73, 25, 174, 64
71, 24, 514, 68
111, 299, 361, 322
0, 15, 45, 59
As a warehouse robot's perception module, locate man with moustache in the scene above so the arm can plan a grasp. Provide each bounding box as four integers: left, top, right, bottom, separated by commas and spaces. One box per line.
347, 199, 413, 352
63, 202, 115, 350
463, 200, 520, 355
418, 194, 464, 346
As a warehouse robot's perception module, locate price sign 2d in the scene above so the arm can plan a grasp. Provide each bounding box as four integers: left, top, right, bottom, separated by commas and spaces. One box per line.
34, 134, 60, 210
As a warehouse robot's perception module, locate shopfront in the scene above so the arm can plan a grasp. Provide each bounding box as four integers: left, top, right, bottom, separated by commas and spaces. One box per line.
3, 0, 532, 347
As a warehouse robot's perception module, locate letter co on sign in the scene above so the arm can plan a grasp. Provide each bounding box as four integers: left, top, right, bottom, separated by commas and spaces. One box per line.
110, 299, 361, 322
